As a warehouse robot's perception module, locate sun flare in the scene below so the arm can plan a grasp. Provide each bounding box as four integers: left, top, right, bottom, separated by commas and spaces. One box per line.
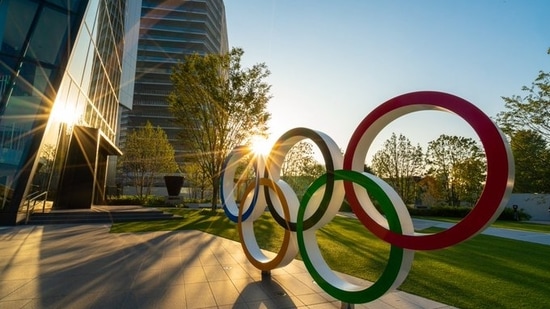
250, 136, 272, 156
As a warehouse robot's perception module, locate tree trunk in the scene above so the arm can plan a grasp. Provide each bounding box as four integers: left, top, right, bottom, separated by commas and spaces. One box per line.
211, 175, 220, 211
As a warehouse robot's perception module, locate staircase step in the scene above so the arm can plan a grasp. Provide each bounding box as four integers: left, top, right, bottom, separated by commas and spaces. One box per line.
26, 206, 180, 225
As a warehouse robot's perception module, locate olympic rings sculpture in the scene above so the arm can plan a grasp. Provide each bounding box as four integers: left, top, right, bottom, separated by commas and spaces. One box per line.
220, 91, 514, 304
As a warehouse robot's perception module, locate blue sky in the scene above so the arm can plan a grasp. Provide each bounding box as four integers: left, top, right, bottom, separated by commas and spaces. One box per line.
225, 1, 550, 163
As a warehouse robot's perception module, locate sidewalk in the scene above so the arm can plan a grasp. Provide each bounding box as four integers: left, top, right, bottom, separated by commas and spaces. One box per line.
337, 213, 550, 246
411, 218, 550, 246
0, 224, 457, 309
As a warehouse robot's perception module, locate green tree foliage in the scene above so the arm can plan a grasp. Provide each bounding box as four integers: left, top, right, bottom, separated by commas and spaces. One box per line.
371, 133, 424, 204
416, 175, 444, 207
425, 135, 486, 206
281, 141, 325, 199
183, 162, 210, 201
497, 48, 550, 141
451, 157, 486, 206
509, 130, 550, 193
168, 47, 271, 210
496, 49, 550, 194
120, 121, 178, 199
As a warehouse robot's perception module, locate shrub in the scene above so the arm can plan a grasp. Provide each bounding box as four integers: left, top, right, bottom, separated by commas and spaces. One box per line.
106, 195, 142, 205
106, 195, 177, 207
498, 207, 531, 221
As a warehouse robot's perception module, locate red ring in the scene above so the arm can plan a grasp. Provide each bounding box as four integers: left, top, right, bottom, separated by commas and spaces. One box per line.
343, 91, 514, 250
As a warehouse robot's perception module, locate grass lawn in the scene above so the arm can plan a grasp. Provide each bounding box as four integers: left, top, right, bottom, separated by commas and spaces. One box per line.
110, 208, 550, 309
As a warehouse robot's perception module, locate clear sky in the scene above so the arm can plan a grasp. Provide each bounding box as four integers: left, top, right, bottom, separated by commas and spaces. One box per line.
225, 0, 550, 163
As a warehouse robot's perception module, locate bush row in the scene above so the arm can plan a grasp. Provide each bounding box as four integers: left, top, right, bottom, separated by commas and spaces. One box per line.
106, 195, 169, 207
107, 195, 532, 221
340, 201, 531, 221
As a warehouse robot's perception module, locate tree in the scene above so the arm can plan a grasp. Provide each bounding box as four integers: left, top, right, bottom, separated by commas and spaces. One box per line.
168, 47, 271, 210
120, 121, 178, 199
451, 157, 486, 206
281, 141, 325, 199
425, 135, 486, 206
371, 133, 424, 204
183, 161, 210, 201
416, 175, 444, 207
509, 130, 550, 193
497, 48, 550, 142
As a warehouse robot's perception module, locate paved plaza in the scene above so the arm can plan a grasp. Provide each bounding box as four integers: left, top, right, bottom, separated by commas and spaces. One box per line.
0, 224, 460, 309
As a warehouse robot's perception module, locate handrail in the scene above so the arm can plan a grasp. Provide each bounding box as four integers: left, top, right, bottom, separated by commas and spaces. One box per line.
25, 191, 48, 224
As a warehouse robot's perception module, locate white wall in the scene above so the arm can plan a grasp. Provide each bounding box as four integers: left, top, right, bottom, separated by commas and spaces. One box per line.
506, 194, 550, 222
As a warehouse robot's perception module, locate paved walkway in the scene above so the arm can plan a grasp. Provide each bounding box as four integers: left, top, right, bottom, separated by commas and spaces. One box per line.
1, 218, 548, 309
0, 224, 456, 309
336, 213, 550, 246
411, 218, 550, 245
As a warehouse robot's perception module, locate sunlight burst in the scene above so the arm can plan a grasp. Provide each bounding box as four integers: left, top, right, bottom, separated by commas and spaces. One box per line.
250, 136, 272, 156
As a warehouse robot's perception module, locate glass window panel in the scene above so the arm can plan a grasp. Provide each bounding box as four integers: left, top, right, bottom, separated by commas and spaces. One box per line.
85, 0, 100, 39
0, 55, 16, 100
67, 27, 91, 85
28, 7, 68, 65
0, 1, 38, 55
79, 39, 95, 96
75, 91, 88, 126
13, 61, 55, 97
84, 101, 93, 125
46, 0, 82, 11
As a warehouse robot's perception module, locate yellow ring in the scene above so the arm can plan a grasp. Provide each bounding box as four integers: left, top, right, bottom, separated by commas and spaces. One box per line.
238, 178, 296, 271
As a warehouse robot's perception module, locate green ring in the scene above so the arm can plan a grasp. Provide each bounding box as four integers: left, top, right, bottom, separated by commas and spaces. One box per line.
296, 169, 409, 304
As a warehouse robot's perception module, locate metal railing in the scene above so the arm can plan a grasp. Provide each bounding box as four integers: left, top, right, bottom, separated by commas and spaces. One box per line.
24, 191, 48, 224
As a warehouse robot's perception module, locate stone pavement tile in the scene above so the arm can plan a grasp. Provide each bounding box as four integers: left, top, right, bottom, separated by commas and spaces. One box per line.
0, 226, 36, 240
132, 265, 164, 287
157, 265, 186, 286
203, 265, 231, 281
19, 296, 68, 309
245, 297, 306, 309
360, 298, 403, 309
295, 292, 334, 306
182, 266, 208, 284
221, 263, 252, 280
17, 292, 103, 309
238, 263, 264, 281
0, 299, 30, 309
208, 280, 242, 306
218, 303, 247, 309
293, 273, 328, 294
181, 256, 203, 268
121, 287, 170, 309
185, 282, 217, 309
1, 264, 41, 280
200, 255, 222, 267
230, 278, 271, 303
308, 302, 342, 309
0, 279, 31, 299
272, 272, 317, 296
211, 248, 239, 265
158, 255, 185, 269
250, 276, 309, 308
160, 283, 186, 307
88, 291, 128, 309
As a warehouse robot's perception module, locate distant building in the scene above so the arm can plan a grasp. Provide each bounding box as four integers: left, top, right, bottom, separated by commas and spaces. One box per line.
0, 0, 141, 225
120, 0, 228, 174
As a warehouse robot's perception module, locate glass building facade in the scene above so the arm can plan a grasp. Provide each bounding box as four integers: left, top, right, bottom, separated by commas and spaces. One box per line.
121, 0, 228, 168
0, 0, 141, 225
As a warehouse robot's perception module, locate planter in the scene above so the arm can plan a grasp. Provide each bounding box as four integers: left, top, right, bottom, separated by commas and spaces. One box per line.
164, 175, 184, 196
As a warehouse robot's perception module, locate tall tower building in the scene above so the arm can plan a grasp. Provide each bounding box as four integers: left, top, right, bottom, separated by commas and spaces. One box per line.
0, 0, 141, 225
121, 0, 228, 168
